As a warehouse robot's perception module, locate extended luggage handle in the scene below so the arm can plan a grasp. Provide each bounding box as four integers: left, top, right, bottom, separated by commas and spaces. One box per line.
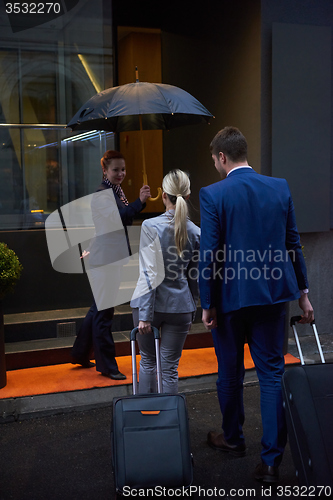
290, 316, 315, 327
290, 316, 325, 365
130, 326, 163, 395
130, 326, 161, 341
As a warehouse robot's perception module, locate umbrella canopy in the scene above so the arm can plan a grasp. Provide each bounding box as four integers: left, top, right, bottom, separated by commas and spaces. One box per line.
68, 76, 214, 201
67, 81, 213, 132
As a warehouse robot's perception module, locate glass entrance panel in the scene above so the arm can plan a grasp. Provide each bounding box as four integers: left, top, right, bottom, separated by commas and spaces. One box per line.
0, 0, 114, 230
0, 0, 116, 320
0, 126, 115, 230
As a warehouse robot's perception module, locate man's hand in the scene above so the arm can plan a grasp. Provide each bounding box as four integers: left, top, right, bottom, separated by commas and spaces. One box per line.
298, 294, 314, 324
138, 320, 152, 335
202, 308, 218, 330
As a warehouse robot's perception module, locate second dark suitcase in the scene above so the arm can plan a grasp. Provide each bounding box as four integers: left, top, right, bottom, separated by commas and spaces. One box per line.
112, 326, 193, 495
282, 316, 333, 487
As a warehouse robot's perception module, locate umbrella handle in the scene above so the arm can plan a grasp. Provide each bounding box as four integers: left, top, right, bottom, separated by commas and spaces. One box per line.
140, 115, 162, 202
148, 187, 162, 202
143, 172, 162, 202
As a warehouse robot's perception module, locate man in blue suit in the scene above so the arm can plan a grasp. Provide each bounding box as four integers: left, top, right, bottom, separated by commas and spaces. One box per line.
199, 126, 314, 483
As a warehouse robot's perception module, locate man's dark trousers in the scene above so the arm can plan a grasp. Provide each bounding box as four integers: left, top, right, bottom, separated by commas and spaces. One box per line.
211, 302, 288, 467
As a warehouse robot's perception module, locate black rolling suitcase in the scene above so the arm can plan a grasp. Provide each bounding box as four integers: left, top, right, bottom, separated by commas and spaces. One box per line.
112, 326, 193, 496
282, 316, 333, 488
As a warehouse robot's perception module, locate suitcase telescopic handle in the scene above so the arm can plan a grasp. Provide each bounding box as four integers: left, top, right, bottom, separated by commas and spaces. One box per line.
130, 326, 163, 395
290, 316, 325, 365
290, 316, 315, 326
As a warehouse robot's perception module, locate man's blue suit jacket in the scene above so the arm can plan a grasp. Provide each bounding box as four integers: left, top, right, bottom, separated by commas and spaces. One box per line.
199, 168, 309, 314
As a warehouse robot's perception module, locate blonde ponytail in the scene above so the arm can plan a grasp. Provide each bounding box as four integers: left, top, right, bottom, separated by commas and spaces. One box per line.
162, 170, 191, 257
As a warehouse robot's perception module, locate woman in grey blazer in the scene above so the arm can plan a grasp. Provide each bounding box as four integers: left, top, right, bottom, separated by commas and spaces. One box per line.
131, 169, 200, 393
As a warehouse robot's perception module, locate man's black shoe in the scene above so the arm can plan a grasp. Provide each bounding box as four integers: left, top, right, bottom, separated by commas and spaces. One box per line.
207, 431, 246, 457
254, 461, 279, 483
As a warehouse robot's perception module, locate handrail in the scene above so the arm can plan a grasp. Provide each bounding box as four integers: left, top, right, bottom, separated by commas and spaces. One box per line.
0, 123, 68, 129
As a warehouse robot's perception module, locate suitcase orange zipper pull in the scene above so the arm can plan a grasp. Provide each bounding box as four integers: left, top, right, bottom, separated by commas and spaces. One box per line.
141, 411, 161, 415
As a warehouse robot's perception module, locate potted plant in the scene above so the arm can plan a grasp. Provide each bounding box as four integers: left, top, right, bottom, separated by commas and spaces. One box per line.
0, 243, 23, 389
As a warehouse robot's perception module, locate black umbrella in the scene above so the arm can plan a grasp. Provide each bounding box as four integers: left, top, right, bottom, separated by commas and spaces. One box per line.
68, 69, 214, 200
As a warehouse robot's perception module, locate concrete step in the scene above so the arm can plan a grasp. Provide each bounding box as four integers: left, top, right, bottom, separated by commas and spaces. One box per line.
4, 304, 137, 343
5, 298, 200, 342
4, 307, 213, 370
6, 303, 332, 371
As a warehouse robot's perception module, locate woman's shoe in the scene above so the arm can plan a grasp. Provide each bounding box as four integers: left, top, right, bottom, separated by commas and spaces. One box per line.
71, 357, 95, 368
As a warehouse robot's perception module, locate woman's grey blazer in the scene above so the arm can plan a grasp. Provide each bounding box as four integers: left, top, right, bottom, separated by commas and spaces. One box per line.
130, 210, 201, 321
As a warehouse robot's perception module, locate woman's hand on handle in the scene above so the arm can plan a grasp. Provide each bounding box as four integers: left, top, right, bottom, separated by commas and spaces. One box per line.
138, 321, 152, 335
139, 185, 151, 204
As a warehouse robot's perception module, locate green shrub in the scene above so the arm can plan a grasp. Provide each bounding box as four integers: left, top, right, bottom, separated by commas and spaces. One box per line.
0, 243, 23, 300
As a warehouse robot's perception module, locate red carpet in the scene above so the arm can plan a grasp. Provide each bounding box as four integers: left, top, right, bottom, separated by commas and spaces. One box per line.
0, 346, 299, 399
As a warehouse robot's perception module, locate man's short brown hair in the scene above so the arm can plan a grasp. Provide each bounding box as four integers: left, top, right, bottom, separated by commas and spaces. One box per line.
210, 126, 248, 162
